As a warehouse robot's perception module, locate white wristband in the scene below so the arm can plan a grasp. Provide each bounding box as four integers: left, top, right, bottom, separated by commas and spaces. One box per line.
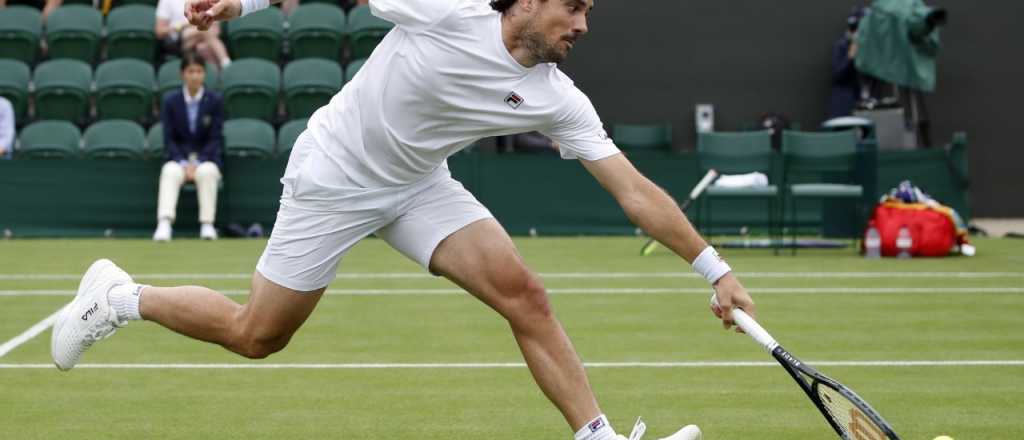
692, 246, 732, 285
240, 0, 269, 17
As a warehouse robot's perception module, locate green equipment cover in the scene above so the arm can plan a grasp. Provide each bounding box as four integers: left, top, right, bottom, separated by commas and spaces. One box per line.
856, 0, 941, 92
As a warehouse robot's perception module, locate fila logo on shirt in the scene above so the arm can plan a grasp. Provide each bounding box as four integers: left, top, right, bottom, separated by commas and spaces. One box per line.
505, 91, 525, 109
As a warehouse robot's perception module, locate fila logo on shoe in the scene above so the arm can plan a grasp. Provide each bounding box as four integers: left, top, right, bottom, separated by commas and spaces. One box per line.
588, 417, 605, 432
81, 302, 100, 321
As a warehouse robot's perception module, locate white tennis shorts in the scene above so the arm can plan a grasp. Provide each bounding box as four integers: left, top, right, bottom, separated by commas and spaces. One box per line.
256, 132, 493, 292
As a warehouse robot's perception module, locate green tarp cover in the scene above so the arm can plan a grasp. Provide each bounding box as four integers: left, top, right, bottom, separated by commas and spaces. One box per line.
856, 0, 941, 92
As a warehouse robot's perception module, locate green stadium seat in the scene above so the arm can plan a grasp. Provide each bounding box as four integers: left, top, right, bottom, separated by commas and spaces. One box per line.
223, 118, 275, 158
227, 7, 284, 61
16, 120, 81, 159
277, 118, 307, 156
696, 130, 780, 252
345, 57, 366, 82
284, 58, 342, 120
222, 58, 280, 122
95, 59, 155, 123
347, 4, 393, 59
612, 123, 672, 151
0, 59, 31, 122
782, 130, 865, 252
146, 122, 164, 159
105, 5, 157, 62
33, 59, 92, 123
83, 119, 147, 159
157, 59, 220, 102
0, 6, 42, 65
288, 3, 346, 60
45, 5, 102, 63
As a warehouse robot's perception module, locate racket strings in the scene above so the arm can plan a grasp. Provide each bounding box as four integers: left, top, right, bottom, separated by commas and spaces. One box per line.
816, 384, 891, 440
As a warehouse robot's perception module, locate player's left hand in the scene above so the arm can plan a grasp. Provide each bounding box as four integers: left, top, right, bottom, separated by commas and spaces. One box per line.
185, 0, 241, 31
710, 272, 755, 332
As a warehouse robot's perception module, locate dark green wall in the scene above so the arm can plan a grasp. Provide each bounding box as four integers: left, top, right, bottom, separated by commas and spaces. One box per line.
560, 0, 1024, 217
0, 151, 967, 238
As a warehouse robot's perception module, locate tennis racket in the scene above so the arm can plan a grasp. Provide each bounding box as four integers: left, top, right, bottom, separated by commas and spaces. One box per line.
640, 169, 719, 256
731, 307, 901, 440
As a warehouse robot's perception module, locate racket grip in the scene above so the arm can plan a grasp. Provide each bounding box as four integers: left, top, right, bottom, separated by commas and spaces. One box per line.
732, 308, 778, 352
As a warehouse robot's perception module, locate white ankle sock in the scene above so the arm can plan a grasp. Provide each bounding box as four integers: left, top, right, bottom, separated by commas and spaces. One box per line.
108, 283, 147, 321
574, 415, 618, 440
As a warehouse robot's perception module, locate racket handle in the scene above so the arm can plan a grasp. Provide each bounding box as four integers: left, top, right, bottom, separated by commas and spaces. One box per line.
732, 308, 778, 352
689, 169, 719, 200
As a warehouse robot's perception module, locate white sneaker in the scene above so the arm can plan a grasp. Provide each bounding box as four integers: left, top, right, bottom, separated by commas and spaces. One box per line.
152, 220, 172, 242
658, 425, 701, 440
200, 223, 218, 240
617, 418, 702, 440
51, 259, 133, 371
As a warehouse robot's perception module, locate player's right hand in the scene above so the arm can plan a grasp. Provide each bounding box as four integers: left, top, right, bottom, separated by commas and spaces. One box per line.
710, 273, 756, 332
185, 0, 241, 31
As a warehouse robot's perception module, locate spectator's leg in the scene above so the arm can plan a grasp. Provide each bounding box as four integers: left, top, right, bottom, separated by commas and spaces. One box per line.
158, 161, 187, 223
281, 0, 298, 15
203, 24, 232, 69
195, 162, 222, 225
182, 28, 216, 67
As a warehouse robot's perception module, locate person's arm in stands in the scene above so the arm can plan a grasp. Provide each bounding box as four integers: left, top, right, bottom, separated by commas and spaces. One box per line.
155, 17, 173, 41
198, 95, 224, 165
161, 97, 187, 165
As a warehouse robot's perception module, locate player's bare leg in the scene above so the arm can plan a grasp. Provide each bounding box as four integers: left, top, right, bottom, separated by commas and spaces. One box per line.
140, 271, 323, 358
428, 219, 600, 431
53, 261, 323, 370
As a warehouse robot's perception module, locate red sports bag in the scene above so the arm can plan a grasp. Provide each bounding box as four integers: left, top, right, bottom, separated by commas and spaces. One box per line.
869, 202, 959, 257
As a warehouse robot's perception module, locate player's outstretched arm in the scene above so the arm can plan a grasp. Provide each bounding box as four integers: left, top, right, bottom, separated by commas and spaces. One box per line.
581, 153, 756, 329
185, 0, 282, 31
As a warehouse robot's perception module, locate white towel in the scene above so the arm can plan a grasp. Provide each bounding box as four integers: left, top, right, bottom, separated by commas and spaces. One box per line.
713, 172, 769, 188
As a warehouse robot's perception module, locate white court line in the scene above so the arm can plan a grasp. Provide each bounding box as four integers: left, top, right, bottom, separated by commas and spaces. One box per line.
2, 287, 1023, 297
0, 306, 65, 358
0, 271, 1021, 281
2, 360, 1023, 369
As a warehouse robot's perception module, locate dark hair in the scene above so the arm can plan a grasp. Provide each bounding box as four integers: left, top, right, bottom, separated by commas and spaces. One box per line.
179, 51, 205, 73
490, 0, 517, 13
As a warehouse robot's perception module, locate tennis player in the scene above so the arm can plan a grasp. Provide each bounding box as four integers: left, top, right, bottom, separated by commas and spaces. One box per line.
52, 1, 756, 438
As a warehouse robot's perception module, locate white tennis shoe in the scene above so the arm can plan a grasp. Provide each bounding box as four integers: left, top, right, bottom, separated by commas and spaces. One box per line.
51, 259, 133, 371
618, 418, 702, 440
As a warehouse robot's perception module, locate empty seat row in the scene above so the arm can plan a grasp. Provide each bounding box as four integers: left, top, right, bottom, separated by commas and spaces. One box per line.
0, 5, 152, 64
16, 118, 308, 159
0, 57, 364, 124
229, 3, 391, 61
0, 3, 391, 64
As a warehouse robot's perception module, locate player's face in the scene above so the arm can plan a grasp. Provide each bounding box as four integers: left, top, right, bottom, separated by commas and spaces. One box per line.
525, 0, 592, 63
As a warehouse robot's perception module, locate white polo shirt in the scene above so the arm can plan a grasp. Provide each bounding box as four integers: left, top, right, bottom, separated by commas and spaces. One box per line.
304, 0, 618, 188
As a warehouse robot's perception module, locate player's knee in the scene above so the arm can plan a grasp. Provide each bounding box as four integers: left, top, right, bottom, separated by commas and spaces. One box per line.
502, 276, 553, 325
235, 333, 290, 359
230, 320, 293, 359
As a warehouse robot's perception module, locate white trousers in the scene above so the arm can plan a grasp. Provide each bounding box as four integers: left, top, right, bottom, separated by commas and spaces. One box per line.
157, 161, 222, 224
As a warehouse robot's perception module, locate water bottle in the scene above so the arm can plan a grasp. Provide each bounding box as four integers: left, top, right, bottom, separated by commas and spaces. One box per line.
864, 224, 881, 259
896, 226, 913, 259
